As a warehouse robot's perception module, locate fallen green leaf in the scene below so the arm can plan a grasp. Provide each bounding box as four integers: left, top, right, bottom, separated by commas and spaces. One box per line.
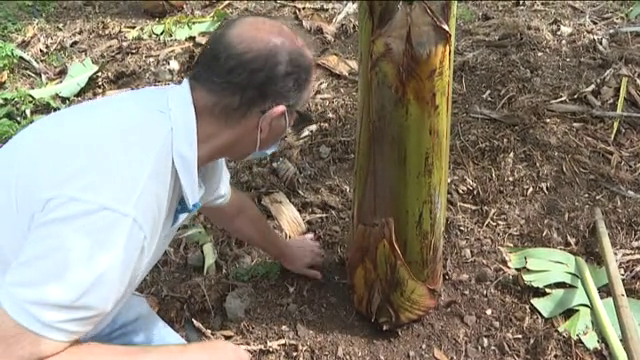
202, 241, 217, 275
629, 2, 640, 20
182, 224, 210, 247
602, 297, 640, 341
505, 247, 577, 269
531, 287, 590, 318
503, 246, 633, 356
127, 11, 227, 41
29, 58, 99, 99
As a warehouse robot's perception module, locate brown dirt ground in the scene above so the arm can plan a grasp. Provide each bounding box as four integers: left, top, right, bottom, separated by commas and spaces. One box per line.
4, 1, 640, 359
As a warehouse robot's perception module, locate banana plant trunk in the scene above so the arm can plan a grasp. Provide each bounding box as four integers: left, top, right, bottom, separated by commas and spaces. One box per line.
347, 1, 456, 330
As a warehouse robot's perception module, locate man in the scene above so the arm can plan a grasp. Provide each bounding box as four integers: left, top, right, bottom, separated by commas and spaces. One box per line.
0, 16, 323, 360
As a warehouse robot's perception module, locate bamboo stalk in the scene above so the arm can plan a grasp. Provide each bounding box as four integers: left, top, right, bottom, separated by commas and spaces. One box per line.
576, 256, 627, 360
594, 207, 640, 360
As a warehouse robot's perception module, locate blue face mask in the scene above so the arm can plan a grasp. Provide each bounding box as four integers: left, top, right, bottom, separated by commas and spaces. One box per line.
245, 109, 290, 160
245, 143, 279, 160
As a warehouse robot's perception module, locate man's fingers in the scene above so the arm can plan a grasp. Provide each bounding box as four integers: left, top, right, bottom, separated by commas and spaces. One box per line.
299, 268, 323, 280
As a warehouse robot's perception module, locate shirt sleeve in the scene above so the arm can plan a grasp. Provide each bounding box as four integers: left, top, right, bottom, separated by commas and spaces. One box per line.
200, 158, 232, 207
0, 197, 148, 342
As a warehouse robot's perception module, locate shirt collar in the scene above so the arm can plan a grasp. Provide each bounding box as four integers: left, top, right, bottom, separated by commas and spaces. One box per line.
167, 78, 201, 211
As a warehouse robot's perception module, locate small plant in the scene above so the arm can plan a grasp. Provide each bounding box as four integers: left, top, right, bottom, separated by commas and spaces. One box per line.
0, 41, 18, 71
0, 90, 61, 143
231, 260, 281, 283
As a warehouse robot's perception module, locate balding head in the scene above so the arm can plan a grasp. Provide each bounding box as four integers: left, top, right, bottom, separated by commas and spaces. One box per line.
228, 16, 311, 55
189, 16, 314, 124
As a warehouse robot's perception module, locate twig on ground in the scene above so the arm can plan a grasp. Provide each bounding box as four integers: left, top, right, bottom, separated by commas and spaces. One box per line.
331, 2, 357, 27
275, 1, 336, 10
601, 182, 640, 200
547, 103, 640, 123
609, 26, 640, 35
594, 207, 640, 360
469, 106, 520, 125
191, 318, 215, 340
239, 338, 300, 352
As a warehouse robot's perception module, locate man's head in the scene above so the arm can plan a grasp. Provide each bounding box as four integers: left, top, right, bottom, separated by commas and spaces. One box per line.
189, 16, 314, 163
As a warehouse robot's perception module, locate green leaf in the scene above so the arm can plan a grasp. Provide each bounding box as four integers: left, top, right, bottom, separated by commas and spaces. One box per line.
202, 242, 217, 276
629, 2, 640, 20
556, 306, 600, 351
601, 297, 640, 340
505, 247, 577, 269
152, 24, 166, 36
170, 19, 224, 40
522, 269, 582, 288
558, 306, 593, 340
29, 58, 99, 99
182, 225, 210, 246
525, 257, 576, 274
531, 287, 590, 318
0, 118, 19, 143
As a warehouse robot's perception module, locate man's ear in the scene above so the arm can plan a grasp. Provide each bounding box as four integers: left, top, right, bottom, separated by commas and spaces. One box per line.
258, 105, 287, 142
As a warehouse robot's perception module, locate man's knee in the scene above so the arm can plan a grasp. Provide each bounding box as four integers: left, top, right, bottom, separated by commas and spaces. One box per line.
84, 293, 185, 345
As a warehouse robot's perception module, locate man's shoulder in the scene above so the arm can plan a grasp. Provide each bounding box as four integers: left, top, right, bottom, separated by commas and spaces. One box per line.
48, 85, 172, 126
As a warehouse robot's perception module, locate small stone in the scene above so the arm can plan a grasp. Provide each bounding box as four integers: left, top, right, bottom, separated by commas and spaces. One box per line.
491, 320, 500, 329
296, 323, 311, 339
514, 311, 527, 321
319, 145, 331, 159
475, 267, 494, 283
224, 286, 255, 322
168, 59, 180, 73
481, 337, 489, 348
287, 303, 298, 313
463, 314, 477, 327
408, 350, 416, 358
457, 273, 470, 281
466, 344, 479, 359
337, 346, 345, 358
237, 253, 252, 268
187, 250, 204, 268
156, 69, 172, 82
462, 248, 472, 259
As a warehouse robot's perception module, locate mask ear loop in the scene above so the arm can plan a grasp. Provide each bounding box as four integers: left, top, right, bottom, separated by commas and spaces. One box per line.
254, 117, 263, 153
283, 109, 290, 132
255, 107, 291, 153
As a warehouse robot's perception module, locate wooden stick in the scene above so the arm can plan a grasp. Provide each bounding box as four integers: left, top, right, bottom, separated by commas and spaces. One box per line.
547, 103, 640, 123
594, 207, 640, 360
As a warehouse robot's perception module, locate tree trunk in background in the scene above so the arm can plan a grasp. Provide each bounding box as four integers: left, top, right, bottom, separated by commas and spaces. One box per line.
347, 1, 457, 330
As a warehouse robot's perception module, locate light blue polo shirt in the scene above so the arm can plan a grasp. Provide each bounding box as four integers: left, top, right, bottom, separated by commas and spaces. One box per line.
0, 78, 231, 342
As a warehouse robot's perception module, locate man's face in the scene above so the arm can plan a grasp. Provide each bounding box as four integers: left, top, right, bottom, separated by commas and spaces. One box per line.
239, 83, 313, 161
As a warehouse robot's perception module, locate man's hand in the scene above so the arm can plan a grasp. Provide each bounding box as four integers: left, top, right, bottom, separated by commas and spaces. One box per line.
186, 340, 251, 360
201, 189, 325, 280
278, 233, 324, 279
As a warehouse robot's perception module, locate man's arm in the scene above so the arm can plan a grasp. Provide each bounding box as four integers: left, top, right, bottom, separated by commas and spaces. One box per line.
0, 307, 249, 360
198, 160, 324, 278
0, 308, 187, 360
201, 188, 288, 261
200, 188, 324, 279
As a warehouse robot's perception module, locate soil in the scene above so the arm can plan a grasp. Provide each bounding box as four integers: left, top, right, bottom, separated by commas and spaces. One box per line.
3, 1, 640, 359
